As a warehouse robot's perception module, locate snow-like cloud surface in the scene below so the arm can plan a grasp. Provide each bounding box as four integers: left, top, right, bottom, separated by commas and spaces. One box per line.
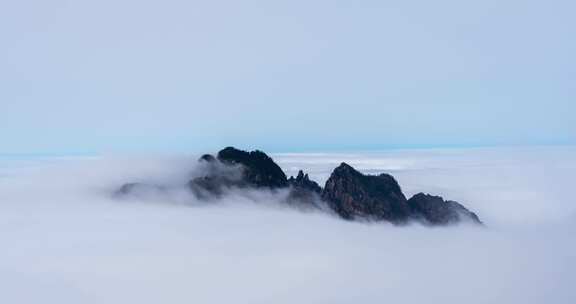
0, 147, 575, 303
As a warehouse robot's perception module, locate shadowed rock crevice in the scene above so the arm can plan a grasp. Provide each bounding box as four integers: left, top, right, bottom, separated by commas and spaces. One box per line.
117, 147, 482, 226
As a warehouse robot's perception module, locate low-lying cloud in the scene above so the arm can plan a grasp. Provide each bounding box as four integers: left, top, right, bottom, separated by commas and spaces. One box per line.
0, 147, 575, 303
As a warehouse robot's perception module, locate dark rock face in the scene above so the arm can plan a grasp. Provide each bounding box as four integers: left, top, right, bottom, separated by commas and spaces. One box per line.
199, 154, 216, 163
287, 170, 323, 206
407, 193, 482, 225
189, 153, 245, 198
288, 170, 322, 194
190, 149, 321, 206
216, 147, 288, 189
117, 146, 482, 227
188, 175, 238, 199
114, 182, 167, 199
322, 163, 410, 223
320, 163, 481, 225
187, 147, 290, 198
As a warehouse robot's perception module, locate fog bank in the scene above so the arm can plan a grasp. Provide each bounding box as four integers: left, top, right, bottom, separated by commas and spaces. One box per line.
0, 147, 574, 303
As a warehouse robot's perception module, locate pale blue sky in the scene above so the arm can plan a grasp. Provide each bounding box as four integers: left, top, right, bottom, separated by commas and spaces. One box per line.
1, 0, 574, 153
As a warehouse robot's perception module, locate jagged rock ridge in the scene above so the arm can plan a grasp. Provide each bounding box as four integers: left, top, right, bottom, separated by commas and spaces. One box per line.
288, 170, 322, 194
321, 163, 410, 223
117, 147, 482, 226
286, 170, 323, 206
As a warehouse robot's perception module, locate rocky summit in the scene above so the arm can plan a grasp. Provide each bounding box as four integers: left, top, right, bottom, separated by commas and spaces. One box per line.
321, 163, 411, 223
117, 147, 482, 226
216, 147, 288, 189
187, 147, 290, 199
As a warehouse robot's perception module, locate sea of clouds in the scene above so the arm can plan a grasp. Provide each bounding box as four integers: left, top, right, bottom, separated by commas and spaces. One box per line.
0, 147, 575, 303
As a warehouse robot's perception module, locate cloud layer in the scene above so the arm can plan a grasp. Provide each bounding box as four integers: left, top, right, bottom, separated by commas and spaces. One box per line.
0, 147, 575, 303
